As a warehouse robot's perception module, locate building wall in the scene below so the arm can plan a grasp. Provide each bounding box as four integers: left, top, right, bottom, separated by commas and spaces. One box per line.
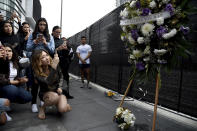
33, 0, 41, 22
0, 0, 41, 32
0, 0, 26, 31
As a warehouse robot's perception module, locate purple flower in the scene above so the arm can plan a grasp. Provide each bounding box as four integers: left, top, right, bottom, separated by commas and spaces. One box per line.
131, 29, 139, 40
136, 62, 145, 71
156, 26, 168, 38
142, 8, 151, 16
180, 26, 190, 35
136, 1, 141, 9
165, 4, 174, 15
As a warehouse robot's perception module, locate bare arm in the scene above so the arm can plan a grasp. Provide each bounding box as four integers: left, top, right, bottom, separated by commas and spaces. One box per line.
77, 52, 85, 63
84, 52, 91, 61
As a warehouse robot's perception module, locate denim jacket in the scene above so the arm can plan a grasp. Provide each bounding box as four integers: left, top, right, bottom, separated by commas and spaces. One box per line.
26, 33, 55, 57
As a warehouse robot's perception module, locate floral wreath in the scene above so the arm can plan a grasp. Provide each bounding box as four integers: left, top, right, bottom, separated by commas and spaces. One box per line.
120, 0, 195, 83
115, 0, 196, 130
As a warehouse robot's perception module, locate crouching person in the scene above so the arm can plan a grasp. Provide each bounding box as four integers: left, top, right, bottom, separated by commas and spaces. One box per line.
32, 49, 71, 120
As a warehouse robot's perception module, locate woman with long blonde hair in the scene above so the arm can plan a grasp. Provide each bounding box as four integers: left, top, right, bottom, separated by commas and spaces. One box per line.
32, 49, 71, 119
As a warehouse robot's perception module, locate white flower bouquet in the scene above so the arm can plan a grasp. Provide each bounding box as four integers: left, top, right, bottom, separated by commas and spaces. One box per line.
114, 107, 136, 130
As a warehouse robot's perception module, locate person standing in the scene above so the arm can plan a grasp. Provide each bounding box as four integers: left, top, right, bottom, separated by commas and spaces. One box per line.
17, 22, 31, 56
52, 26, 73, 99
76, 36, 92, 89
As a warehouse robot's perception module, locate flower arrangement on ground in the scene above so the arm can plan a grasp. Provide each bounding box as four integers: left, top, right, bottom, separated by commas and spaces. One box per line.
114, 107, 136, 130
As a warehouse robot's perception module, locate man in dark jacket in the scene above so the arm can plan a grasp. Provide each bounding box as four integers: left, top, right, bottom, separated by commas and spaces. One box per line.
52, 26, 73, 99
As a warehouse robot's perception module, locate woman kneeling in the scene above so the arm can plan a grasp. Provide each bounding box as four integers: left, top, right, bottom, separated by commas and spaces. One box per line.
32, 49, 71, 120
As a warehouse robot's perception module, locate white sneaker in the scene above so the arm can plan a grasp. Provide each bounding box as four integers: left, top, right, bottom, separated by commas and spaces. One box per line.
32, 104, 38, 113
5, 112, 12, 121
40, 101, 44, 107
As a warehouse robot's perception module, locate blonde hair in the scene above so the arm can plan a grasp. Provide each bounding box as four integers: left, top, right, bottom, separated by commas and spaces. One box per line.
32, 50, 52, 77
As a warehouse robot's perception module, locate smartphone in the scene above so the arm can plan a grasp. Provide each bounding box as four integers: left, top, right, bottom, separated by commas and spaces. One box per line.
37, 33, 44, 39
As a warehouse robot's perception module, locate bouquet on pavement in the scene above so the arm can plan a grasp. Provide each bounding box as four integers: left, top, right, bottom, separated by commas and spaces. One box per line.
114, 107, 136, 130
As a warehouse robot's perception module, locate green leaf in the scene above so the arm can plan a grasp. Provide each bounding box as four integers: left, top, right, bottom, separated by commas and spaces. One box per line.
180, 0, 190, 9
184, 7, 197, 15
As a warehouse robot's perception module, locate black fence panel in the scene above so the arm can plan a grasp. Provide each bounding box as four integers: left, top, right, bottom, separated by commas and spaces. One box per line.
68, 1, 197, 117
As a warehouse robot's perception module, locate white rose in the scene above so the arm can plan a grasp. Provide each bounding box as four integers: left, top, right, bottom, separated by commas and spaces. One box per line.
141, 23, 155, 36
154, 49, 167, 55
130, 121, 135, 127
116, 107, 123, 115
130, 0, 136, 8
133, 50, 143, 58
128, 33, 136, 45
121, 36, 125, 41
137, 37, 145, 44
129, 55, 135, 59
121, 8, 129, 18
149, 1, 156, 9
143, 57, 150, 62
118, 123, 127, 130
122, 26, 127, 32
162, 29, 177, 39
156, 17, 164, 26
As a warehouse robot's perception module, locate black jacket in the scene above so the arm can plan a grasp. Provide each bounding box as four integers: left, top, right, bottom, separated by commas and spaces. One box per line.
0, 59, 20, 87
0, 34, 20, 55
54, 37, 73, 64
34, 65, 61, 99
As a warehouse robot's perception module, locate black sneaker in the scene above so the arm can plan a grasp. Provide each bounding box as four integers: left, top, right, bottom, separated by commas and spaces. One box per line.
87, 86, 92, 89
67, 95, 74, 99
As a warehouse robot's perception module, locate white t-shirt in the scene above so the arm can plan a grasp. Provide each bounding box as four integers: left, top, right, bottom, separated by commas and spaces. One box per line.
76, 44, 92, 64
9, 62, 17, 80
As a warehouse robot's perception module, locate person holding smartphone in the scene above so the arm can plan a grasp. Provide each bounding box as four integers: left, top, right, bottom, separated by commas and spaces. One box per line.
26, 17, 55, 57
52, 26, 74, 99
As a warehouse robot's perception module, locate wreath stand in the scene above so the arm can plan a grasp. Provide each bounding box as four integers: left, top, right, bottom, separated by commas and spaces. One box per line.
118, 71, 160, 131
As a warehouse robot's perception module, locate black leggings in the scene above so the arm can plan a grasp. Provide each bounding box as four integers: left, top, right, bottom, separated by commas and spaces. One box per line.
26, 65, 39, 104
60, 63, 70, 85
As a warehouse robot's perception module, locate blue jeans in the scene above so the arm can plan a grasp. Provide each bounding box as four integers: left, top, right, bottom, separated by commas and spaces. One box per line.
0, 85, 32, 104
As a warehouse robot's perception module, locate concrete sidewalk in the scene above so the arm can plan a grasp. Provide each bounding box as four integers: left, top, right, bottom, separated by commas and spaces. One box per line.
0, 76, 197, 131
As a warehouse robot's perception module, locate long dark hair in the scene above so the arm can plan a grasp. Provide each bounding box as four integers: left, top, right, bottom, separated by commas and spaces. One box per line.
4, 44, 19, 69
32, 18, 50, 42
18, 22, 30, 34
0, 21, 14, 36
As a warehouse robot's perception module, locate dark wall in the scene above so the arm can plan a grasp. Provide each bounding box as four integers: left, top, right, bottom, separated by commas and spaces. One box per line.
68, 1, 197, 117
33, 0, 41, 22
